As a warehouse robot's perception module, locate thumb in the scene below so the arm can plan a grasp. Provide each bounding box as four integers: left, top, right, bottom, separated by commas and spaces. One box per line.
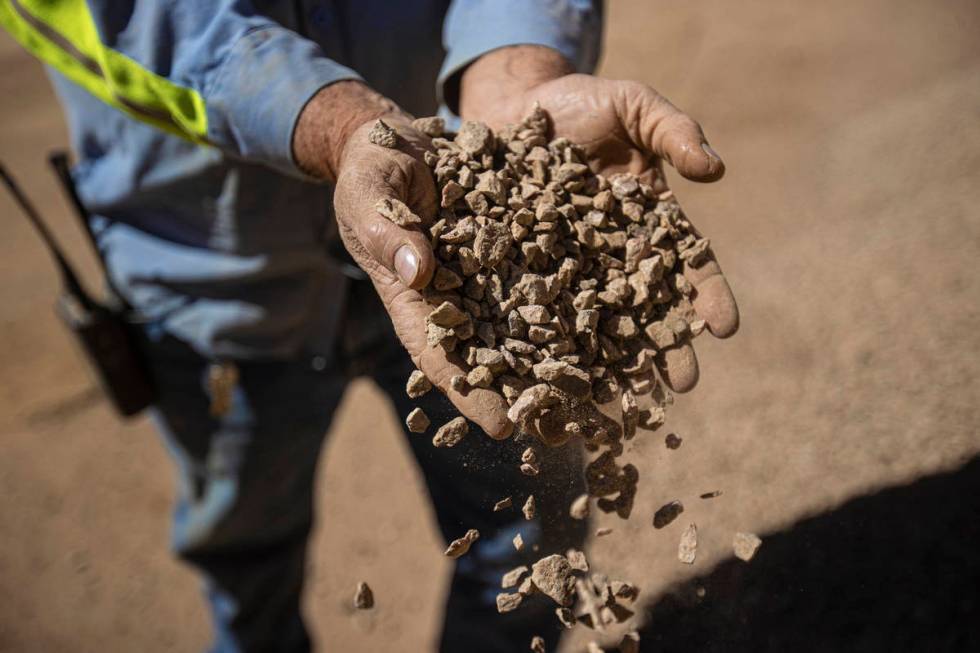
334, 152, 438, 290
616, 82, 726, 182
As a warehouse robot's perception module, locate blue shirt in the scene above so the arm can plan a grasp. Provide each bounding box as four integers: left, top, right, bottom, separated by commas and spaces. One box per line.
46, 0, 602, 359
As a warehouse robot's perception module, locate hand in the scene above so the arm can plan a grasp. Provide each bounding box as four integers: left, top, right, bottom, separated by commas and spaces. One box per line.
329, 116, 514, 439
460, 47, 740, 393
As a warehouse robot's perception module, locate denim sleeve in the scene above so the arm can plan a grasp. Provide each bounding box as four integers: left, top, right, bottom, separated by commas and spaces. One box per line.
438, 0, 604, 111
92, 0, 363, 177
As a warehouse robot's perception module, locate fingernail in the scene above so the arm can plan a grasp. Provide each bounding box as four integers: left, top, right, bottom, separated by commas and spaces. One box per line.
701, 142, 723, 162
394, 245, 419, 285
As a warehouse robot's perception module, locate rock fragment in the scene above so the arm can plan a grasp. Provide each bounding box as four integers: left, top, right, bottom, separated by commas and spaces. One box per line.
444, 529, 480, 558
733, 532, 762, 561
353, 581, 374, 609
665, 432, 682, 449
502, 565, 529, 589
496, 592, 523, 613
513, 533, 524, 551
405, 407, 430, 433
432, 416, 468, 448
595, 527, 613, 537
700, 490, 723, 500
368, 119, 398, 148
569, 494, 590, 520
678, 522, 698, 564
531, 554, 577, 606
493, 496, 513, 511
555, 607, 576, 628
566, 548, 589, 573
405, 370, 431, 398
375, 197, 421, 227
529, 635, 546, 653
522, 495, 536, 520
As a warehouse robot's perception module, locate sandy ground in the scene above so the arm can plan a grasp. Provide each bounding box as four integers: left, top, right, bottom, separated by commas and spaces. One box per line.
1, 1, 979, 651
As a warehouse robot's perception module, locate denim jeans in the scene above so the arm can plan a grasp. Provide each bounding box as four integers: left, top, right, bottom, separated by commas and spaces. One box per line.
143, 280, 588, 652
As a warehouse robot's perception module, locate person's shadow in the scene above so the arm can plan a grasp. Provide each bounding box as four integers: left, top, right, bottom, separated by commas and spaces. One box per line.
636, 456, 980, 652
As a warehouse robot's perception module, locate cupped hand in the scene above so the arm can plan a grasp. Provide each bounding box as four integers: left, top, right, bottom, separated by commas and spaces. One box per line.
332, 119, 513, 439
470, 73, 740, 393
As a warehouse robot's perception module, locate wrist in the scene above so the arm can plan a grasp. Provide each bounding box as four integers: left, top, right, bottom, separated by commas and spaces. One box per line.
459, 45, 574, 125
292, 80, 408, 181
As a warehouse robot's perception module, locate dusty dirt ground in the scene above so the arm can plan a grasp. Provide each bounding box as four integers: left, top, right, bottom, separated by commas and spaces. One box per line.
1, 1, 979, 651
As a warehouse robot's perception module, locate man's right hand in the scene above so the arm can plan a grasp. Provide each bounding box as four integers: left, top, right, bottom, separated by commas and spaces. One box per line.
295, 83, 513, 439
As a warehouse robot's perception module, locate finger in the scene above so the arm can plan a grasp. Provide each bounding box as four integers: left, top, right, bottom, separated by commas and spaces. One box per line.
374, 277, 514, 439
617, 82, 725, 182
655, 343, 700, 393
684, 255, 740, 339
334, 155, 438, 289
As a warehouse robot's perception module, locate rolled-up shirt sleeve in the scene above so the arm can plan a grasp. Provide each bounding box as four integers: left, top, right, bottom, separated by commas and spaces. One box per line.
203, 23, 362, 176
438, 0, 604, 112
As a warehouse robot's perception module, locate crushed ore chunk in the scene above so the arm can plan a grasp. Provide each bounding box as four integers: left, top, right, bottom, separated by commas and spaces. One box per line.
456, 120, 493, 154
522, 495, 536, 520
368, 119, 398, 148
595, 527, 613, 537
444, 528, 480, 558
733, 532, 763, 561
411, 116, 444, 137
502, 565, 529, 589
493, 496, 513, 511
405, 407, 430, 433
405, 370, 432, 398
432, 416, 468, 448
566, 548, 589, 573
653, 500, 684, 529
513, 533, 524, 551
353, 581, 374, 609
665, 432, 683, 449
678, 522, 698, 564
531, 554, 577, 606
496, 592, 523, 613
700, 490, 723, 500
530, 635, 546, 653
375, 197, 420, 226
569, 494, 590, 520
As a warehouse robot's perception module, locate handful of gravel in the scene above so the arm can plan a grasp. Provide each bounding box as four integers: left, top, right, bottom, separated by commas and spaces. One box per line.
382, 107, 725, 647
393, 105, 711, 453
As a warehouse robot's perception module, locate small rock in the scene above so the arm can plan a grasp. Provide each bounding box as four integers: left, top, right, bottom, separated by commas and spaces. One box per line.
411, 116, 444, 137
405, 407, 430, 433
700, 490, 723, 500
432, 416, 468, 448
522, 495, 536, 520
569, 494, 590, 520
529, 635, 546, 653
405, 370, 431, 398
428, 301, 468, 327
566, 548, 589, 573
513, 533, 524, 551
493, 496, 513, 511
375, 197, 420, 226
595, 527, 613, 537
444, 528, 480, 558
496, 592, 523, 613
733, 532, 762, 562
531, 554, 577, 606
502, 565, 529, 589
678, 522, 698, 564
665, 433, 682, 449
368, 119, 398, 148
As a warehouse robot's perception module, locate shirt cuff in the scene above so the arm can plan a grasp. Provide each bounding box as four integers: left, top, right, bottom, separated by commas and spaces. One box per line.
206, 26, 363, 178
438, 0, 603, 114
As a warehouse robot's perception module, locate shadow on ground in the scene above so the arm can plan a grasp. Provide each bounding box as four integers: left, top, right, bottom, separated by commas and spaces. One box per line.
637, 457, 980, 653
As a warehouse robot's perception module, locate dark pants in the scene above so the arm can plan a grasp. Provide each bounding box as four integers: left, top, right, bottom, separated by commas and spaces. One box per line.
144, 280, 587, 652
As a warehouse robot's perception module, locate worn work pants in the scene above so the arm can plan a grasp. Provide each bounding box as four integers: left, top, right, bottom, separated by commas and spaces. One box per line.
143, 279, 587, 653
